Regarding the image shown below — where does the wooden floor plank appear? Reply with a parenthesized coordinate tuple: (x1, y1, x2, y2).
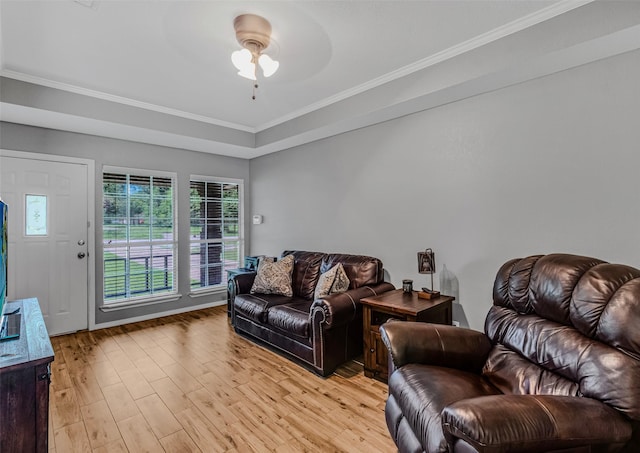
(226, 420, 273, 452)
(227, 401, 294, 449)
(50, 388, 82, 430)
(163, 362, 204, 394)
(50, 361, 73, 393)
(101, 382, 140, 422)
(49, 305, 396, 452)
(176, 406, 233, 453)
(92, 438, 128, 453)
(52, 421, 91, 453)
(150, 376, 192, 413)
(117, 367, 155, 400)
(70, 365, 104, 406)
(159, 429, 203, 453)
(58, 336, 90, 372)
(105, 348, 136, 374)
(134, 355, 168, 382)
(135, 393, 182, 439)
(48, 407, 55, 450)
(90, 360, 122, 388)
(80, 399, 121, 450)
(187, 387, 240, 428)
(144, 345, 176, 368)
(117, 413, 164, 453)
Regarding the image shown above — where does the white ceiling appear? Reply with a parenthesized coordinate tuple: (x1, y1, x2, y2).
(2, 1, 640, 158)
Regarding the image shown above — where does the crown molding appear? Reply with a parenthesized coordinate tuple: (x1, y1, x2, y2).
(0, 102, 255, 158)
(255, 0, 593, 132)
(4, 17, 638, 161)
(0, 69, 256, 133)
(1, 0, 592, 138)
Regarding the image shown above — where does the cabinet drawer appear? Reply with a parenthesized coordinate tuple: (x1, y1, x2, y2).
(370, 310, 404, 328)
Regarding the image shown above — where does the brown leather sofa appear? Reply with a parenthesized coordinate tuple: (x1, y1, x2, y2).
(230, 250, 395, 376)
(380, 253, 640, 453)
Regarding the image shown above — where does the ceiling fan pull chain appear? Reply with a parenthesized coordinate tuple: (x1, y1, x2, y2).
(252, 83, 258, 100)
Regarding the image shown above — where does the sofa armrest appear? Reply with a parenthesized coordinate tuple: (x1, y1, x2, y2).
(232, 272, 257, 295)
(379, 321, 492, 373)
(442, 395, 632, 453)
(312, 282, 395, 330)
(229, 272, 257, 323)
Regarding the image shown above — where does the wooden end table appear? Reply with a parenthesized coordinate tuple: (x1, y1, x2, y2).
(361, 289, 454, 382)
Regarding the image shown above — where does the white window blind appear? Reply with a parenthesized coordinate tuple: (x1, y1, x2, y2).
(102, 170, 177, 303)
(189, 178, 243, 291)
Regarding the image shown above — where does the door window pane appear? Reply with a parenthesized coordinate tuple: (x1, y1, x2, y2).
(25, 194, 47, 236)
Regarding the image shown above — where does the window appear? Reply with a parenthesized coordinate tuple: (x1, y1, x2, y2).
(102, 169, 177, 304)
(190, 177, 243, 292)
(25, 194, 47, 236)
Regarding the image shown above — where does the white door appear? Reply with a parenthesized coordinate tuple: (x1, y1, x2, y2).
(0, 155, 89, 335)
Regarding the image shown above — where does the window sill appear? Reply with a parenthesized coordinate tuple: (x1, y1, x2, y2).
(189, 287, 226, 299)
(100, 293, 182, 312)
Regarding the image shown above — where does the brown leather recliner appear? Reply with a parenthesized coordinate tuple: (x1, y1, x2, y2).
(380, 254, 640, 453)
(231, 250, 395, 376)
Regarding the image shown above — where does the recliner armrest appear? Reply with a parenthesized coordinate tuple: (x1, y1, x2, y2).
(312, 282, 395, 329)
(442, 395, 632, 453)
(380, 322, 492, 373)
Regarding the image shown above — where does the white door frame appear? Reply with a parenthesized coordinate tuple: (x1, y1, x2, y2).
(0, 149, 96, 332)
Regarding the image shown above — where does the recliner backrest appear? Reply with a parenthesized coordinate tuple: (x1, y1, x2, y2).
(484, 253, 640, 420)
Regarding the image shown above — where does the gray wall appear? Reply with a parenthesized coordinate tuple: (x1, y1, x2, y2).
(0, 123, 251, 326)
(249, 49, 640, 331)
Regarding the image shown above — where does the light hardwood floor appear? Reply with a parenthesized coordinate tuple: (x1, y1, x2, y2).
(48, 305, 396, 452)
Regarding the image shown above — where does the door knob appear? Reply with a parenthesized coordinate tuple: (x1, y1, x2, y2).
(77, 252, 86, 259)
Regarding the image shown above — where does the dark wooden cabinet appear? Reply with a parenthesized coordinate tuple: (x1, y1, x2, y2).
(0, 298, 54, 453)
(361, 289, 454, 382)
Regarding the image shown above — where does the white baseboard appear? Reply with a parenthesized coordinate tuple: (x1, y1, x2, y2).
(90, 300, 226, 331)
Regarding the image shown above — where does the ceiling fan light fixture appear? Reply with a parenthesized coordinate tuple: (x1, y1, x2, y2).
(231, 14, 279, 95)
(258, 54, 279, 78)
(237, 64, 257, 81)
(231, 48, 257, 80)
(231, 48, 251, 69)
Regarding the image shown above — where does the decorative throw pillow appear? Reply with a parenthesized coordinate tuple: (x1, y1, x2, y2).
(250, 254, 295, 297)
(314, 263, 350, 299)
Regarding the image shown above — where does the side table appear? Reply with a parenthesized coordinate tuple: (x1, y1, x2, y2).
(361, 289, 454, 382)
(1, 298, 54, 453)
(226, 268, 255, 318)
